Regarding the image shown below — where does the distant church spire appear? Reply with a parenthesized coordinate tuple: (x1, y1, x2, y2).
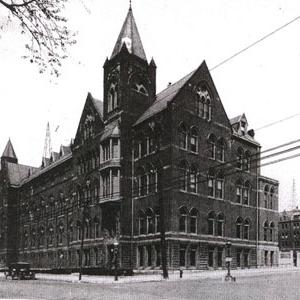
(110, 5, 147, 60)
(42, 122, 52, 166)
(1, 138, 18, 164)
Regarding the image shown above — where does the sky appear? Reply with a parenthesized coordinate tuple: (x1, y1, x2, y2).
(0, 0, 300, 211)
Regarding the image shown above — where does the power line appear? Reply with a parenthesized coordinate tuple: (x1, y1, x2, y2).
(255, 113, 300, 131)
(209, 15, 300, 71)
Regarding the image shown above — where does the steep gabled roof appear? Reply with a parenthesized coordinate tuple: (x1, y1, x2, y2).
(91, 97, 103, 119)
(6, 162, 38, 186)
(2, 139, 17, 160)
(134, 69, 197, 125)
(111, 7, 147, 61)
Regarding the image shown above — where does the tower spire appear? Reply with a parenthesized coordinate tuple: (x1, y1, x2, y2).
(110, 6, 147, 60)
(42, 122, 52, 166)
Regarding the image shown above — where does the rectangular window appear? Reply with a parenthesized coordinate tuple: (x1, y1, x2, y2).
(138, 246, 144, 268)
(180, 245, 186, 267)
(236, 249, 241, 267)
(243, 188, 249, 205)
(236, 186, 242, 203)
(190, 173, 197, 193)
(217, 248, 223, 267)
(190, 136, 197, 152)
(208, 143, 215, 159)
(216, 180, 224, 199)
(208, 178, 215, 197)
(208, 247, 214, 267)
(190, 248, 196, 267)
(190, 217, 197, 234)
(112, 139, 119, 159)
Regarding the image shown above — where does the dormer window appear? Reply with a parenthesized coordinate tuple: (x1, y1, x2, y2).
(240, 121, 247, 135)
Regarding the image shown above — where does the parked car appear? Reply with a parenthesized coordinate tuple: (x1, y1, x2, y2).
(5, 262, 35, 280)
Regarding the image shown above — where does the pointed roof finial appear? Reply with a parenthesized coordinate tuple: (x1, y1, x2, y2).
(129, 0, 132, 10)
(110, 5, 147, 60)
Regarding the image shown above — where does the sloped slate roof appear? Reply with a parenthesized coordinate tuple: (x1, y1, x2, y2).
(92, 97, 103, 119)
(111, 7, 147, 60)
(230, 115, 242, 125)
(2, 139, 17, 159)
(100, 120, 120, 142)
(7, 163, 38, 186)
(135, 69, 196, 125)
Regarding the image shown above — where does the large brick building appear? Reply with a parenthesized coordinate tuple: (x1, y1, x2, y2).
(0, 6, 279, 271)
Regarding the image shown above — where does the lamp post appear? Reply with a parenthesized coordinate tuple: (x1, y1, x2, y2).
(113, 240, 119, 281)
(225, 241, 235, 282)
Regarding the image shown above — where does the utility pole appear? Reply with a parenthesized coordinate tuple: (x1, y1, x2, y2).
(157, 151, 168, 279)
(78, 180, 90, 281)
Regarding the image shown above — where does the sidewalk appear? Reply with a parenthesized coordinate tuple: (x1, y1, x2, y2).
(2, 266, 299, 285)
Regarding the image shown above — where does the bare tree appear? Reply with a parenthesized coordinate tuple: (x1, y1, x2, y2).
(0, 0, 76, 76)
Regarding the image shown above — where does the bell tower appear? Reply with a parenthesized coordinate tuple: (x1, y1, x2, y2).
(103, 5, 156, 123)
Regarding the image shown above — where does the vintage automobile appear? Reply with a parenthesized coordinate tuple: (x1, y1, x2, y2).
(5, 262, 35, 280)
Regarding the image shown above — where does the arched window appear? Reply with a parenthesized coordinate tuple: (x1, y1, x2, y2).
(204, 98, 211, 120)
(217, 213, 224, 236)
(264, 185, 269, 209)
(216, 138, 225, 162)
(146, 208, 154, 234)
(179, 160, 189, 191)
(236, 217, 243, 239)
(237, 147, 244, 169)
(179, 206, 188, 233)
(178, 123, 187, 149)
(270, 222, 275, 242)
(147, 164, 157, 194)
(94, 217, 100, 238)
(76, 221, 82, 241)
(208, 211, 215, 235)
(190, 127, 198, 153)
(39, 226, 45, 247)
(94, 179, 99, 201)
(236, 180, 242, 204)
(270, 187, 275, 210)
(138, 210, 146, 235)
(108, 81, 118, 112)
(24, 230, 28, 248)
(69, 220, 74, 242)
(207, 169, 215, 197)
(189, 164, 198, 194)
(155, 208, 160, 233)
(264, 221, 269, 241)
(207, 134, 216, 159)
(244, 151, 251, 171)
(190, 208, 198, 234)
(244, 219, 250, 240)
(216, 172, 224, 199)
(243, 181, 250, 205)
(58, 222, 64, 244)
(197, 96, 205, 118)
(137, 167, 147, 196)
(48, 224, 54, 245)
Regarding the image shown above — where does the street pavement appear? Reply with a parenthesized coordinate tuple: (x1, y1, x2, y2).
(1, 267, 300, 299)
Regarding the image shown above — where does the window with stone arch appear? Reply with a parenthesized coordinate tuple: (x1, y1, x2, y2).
(264, 185, 269, 209)
(237, 147, 244, 169)
(217, 213, 225, 236)
(190, 126, 199, 153)
(147, 163, 157, 194)
(190, 208, 198, 234)
(269, 222, 275, 242)
(244, 219, 250, 240)
(138, 210, 146, 235)
(196, 84, 212, 120)
(207, 134, 216, 159)
(244, 150, 251, 172)
(179, 206, 188, 233)
(58, 222, 64, 244)
(189, 164, 198, 194)
(146, 208, 154, 234)
(107, 81, 118, 112)
(270, 187, 275, 210)
(243, 181, 251, 205)
(179, 160, 189, 191)
(263, 221, 269, 241)
(207, 211, 215, 235)
(236, 217, 243, 239)
(178, 122, 188, 149)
